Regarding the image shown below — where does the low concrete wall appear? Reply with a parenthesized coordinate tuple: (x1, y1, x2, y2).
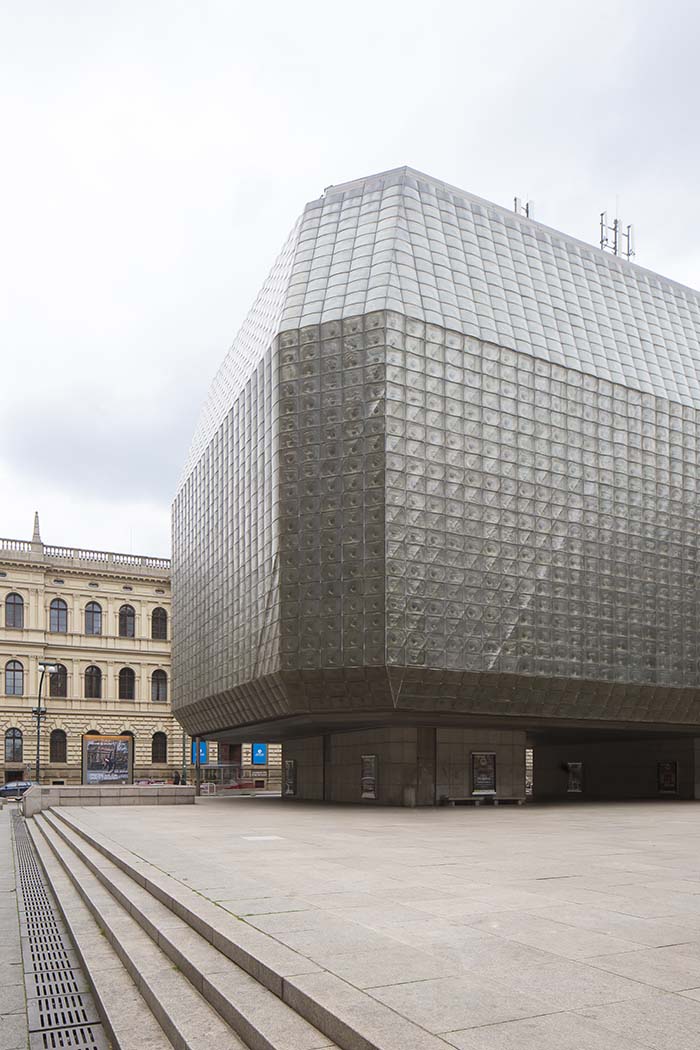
(23, 784, 196, 817)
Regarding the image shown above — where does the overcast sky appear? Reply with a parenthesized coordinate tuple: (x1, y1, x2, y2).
(2, 0, 698, 558)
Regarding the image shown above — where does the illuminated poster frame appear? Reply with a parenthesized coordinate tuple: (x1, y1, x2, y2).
(361, 754, 378, 799)
(471, 752, 497, 795)
(566, 761, 583, 793)
(283, 758, 297, 797)
(657, 760, 678, 793)
(82, 734, 133, 785)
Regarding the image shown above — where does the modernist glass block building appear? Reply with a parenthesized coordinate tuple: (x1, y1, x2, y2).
(173, 167, 700, 804)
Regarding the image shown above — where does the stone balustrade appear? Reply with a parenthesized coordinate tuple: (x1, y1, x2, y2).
(0, 537, 170, 573)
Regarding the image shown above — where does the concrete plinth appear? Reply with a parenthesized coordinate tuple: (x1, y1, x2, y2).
(22, 783, 196, 816)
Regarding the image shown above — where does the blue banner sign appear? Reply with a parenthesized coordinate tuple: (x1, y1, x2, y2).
(191, 740, 208, 765)
(252, 743, 268, 765)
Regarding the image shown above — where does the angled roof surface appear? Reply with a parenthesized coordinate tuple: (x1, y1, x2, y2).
(180, 166, 700, 486)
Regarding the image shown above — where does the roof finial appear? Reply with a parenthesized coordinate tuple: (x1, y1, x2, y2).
(32, 511, 42, 546)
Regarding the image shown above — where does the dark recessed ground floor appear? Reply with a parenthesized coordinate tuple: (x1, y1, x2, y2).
(277, 725, 700, 805)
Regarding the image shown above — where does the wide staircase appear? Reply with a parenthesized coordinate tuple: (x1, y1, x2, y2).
(28, 808, 444, 1050)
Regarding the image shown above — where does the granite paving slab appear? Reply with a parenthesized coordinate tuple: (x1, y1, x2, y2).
(587, 943, 700, 991)
(368, 974, 549, 1032)
(443, 1010, 655, 1049)
(575, 991, 700, 1050)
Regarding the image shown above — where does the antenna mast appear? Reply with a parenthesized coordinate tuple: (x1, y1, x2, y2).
(514, 197, 534, 218)
(600, 211, 635, 259)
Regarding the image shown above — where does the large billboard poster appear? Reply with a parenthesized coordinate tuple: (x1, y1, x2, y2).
(82, 735, 132, 785)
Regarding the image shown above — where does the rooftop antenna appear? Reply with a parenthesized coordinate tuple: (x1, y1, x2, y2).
(600, 211, 635, 259)
(514, 196, 534, 218)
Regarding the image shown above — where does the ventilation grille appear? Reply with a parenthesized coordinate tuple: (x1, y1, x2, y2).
(12, 813, 108, 1050)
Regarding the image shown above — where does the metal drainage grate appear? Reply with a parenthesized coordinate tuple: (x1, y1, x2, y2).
(28, 992, 100, 1032)
(30, 1025, 106, 1050)
(12, 813, 108, 1050)
(25, 969, 89, 1002)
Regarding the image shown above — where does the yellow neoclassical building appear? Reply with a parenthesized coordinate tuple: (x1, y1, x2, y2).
(0, 515, 191, 785)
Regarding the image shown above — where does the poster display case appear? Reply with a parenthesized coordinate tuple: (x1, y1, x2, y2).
(471, 752, 497, 795)
(657, 760, 678, 793)
(283, 758, 297, 797)
(82, 735, 132, 785)
(361, 754, 377, 799)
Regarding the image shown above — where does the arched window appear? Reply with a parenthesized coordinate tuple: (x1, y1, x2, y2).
(5, 728, 22, 762)
(50, 598, 68, 633)
(151, 732, 167, 764)
(50, 729, 67, 764)
(151, 669, 167, 702)
(5, 660, 23, 696)
(5, 593, 24, 629)
(85, 665, 102, 699)
(118, 667, 136, 700)
(49, 664, 68, 698)
(151, 607, 167, 640)
(85, 602, 102, 636)
(119, 604, 135, 638)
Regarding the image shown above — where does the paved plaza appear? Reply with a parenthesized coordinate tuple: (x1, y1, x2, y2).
(57, 798, 700, 1049)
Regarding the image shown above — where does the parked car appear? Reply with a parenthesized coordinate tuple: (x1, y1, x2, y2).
(0, 781, 36, 800)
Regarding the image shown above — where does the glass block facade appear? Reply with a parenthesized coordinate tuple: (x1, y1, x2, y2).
(173, 167, 700, 740)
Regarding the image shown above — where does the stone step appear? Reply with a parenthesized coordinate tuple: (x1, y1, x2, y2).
(40, 809, 337, 1050)
(27, 817, 174, 1050)
(52, 807, 322, 996)
(31, 813, 249, 1050)
(50, 807, 450, 1050)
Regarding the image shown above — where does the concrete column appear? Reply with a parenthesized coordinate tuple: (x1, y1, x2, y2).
(416, 727, 437, 806)
(694, 740, 700, 800)
(322, 733, 330, 800)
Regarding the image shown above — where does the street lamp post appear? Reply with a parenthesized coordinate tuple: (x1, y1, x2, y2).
(33, 662, 58, 784)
